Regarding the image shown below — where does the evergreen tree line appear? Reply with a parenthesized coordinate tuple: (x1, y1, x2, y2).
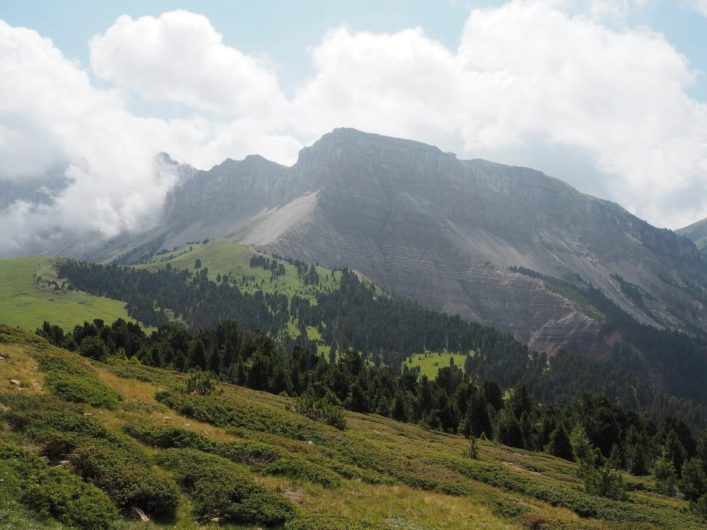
(57, 260, 707, 429)
(249, 255, 286, 277)
(38, 317, 707, 508)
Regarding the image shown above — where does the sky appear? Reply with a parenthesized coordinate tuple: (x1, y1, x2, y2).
(1, 0, 707, 255)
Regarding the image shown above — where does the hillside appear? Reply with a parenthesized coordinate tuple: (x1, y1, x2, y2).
(141, 239, 342, 302)
(1, 325, 705, 529)
(678, 217, 707, 260)
(90, 129, 707, 362)
(0, 257, 137, 331)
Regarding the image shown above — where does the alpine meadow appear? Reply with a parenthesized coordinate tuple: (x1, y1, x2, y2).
(1, 2, 707, 529)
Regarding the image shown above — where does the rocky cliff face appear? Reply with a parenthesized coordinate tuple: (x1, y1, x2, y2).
(94, 128, 707, 356)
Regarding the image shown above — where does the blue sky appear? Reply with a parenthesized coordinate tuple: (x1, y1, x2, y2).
(3, 0, 707, 100)
(1, 0, 707, 253)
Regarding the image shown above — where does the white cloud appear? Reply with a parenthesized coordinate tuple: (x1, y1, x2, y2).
(0, 19, 300, 256)
(90, 10, 286, 118)
(2, 1, 707, 257)
(290, 1, 707, 227)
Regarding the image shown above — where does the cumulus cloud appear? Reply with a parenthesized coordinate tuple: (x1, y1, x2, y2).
(0, 20, 179, 255)
(0, 17, 300, 256)
(290, 1, 707, 226)
(90, 11, 287, 118)
(1, 0, 707, 257)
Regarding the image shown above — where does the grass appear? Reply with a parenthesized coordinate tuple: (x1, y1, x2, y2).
(0, 324, 703, 529)
(404, 351, 471, 378)
(142, 238, 341, 302)
(143, 239, 340, 353)
(0, 256, 136, 331)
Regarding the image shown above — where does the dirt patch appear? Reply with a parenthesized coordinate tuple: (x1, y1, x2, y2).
(505, 462, 541, 476)
(283, 488, 304, 504)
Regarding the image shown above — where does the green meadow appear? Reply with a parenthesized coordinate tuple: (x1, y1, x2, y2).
(404, 351, 472, 378)
(0, 257, 135, 331)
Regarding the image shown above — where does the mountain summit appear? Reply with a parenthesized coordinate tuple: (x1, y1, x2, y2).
(92, 128, 707, 357)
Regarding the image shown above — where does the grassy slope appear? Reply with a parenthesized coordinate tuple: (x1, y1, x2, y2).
(143, 239, 339, 354)
(404, 351, 472, 378)
(0, 257, 136, 331)
(0, 325, 702, 530)
(142, 239, 340, 302)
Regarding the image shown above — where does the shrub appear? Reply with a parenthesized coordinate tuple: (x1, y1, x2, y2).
(654, 456, 677, 497)
(183, 370, 218, 395)
(46, 373, 122, 409)
(33, 351, 122, 409)
(123, 424, 216, 452)
(681, 458, 707, 502)
(694, 493, 707, 520)
(78, 336, 109, 361)
(0, 442, 118, 530)
(157, 448, 294, 526)
(20, 466, 119, 530)
(296, 390, 346, 430)
(583, 466, 628, 501)
(260, 456, 340, 488)
(155, 390, 322, 441)
(0, 394, 114, 442)
(570, 425, 593, 464)
(70, 441, 179, 520)
(468, 436, 479, 460)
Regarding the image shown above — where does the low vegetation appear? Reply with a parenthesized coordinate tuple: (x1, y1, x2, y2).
(0, 256, 137, 331)
(1, 324, 705, 528)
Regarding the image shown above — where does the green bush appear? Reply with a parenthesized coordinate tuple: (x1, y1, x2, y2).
(183, 370, 219, 395)
(439, 455, 665, 523)
(260, 456, 340, 488)
(296, 390, 346, 430)
(0, 395, 115, 442)
(681, 458, 707, 502)
(157, 448, 294, 526)
(694, 493, 707, 520)
(123, 421, 339, 487)
(583, 466, 628, 501)
(78, 336, 109, 361)
(123, 424, 216, 452)
(34, 352, 122, 409)
(20, 466, 119, 530)
(654, 456, 677, 497)
(155, 389, 323, 441)
(70, 441, 179, 520)
(0, 442, 118, 530)
(46, 373, 122, 409)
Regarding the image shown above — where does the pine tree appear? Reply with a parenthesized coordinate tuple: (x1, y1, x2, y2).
(570, 425, 593, 464)
(654, 455, 677, 496)
(547, 423, 574, 461)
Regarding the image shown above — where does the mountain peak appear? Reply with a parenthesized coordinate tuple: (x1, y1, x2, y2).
(306, 127, 448, 155)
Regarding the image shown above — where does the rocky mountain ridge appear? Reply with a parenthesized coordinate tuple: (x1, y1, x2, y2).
(92, 128, 707, 357)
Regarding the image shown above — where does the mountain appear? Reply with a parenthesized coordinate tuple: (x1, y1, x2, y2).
(92, 128, 707, 358)
(678, 217, 707, 260)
